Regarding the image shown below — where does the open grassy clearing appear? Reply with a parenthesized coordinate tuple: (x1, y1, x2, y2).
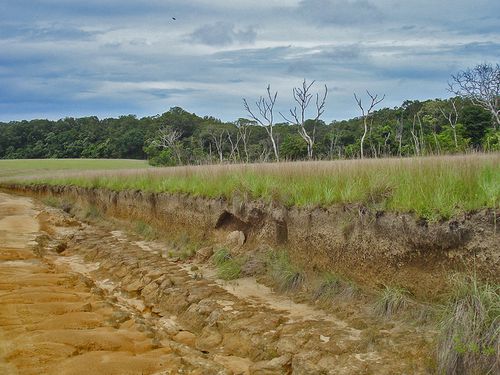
(4, 154, 498, 220)
(0, 158, 149, 179)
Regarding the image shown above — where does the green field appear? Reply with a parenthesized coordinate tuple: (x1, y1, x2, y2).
(0, 159, 150, 179)
(2, 154, 498, 220)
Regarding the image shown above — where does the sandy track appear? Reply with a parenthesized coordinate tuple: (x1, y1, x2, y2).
(0, 192, 432, 374)
(0, 193, 203, 375)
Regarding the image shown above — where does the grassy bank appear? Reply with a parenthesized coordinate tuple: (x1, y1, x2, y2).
(3, 154, 499, 220)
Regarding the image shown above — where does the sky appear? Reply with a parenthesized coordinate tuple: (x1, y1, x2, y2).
(1, 0, 499, 123)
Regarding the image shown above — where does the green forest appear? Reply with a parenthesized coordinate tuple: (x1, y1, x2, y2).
(1, 97, 499, 166)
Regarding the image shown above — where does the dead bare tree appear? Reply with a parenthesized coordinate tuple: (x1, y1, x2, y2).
(226, 129, 241, 162)
(243, 85, 280, 161)
(449, 63, 500, 128)
(235, 118, 253, 163)
(383, 131, 391, 156)
(410, 114, 421, 156)
(280, 79, 328, 159)
(354, 90, 385, 159)
(439, 99, 460, 149)
(396, 117, 403, 157)
(209, 130, 225, 163)
(151, 126, 183, 164)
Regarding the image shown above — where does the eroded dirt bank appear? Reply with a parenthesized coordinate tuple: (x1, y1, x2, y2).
(4, 184, 499, 299)
(0, 191, 435, 374)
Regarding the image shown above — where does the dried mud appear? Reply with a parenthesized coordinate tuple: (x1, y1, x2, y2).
(0, 191, 436, 374)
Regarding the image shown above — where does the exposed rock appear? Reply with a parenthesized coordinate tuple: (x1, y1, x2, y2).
(241, 256, 266, 276)
(195, 327, 222, 352)
(173, 331, 197, 347)
(213, 355, 252, 375)
(196, 246, 214, 262)
(249, 354, 292, 374)
(291, 351, 323, 374)
(226, 231, 245, 247)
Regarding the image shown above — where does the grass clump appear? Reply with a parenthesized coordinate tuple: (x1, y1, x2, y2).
(374, 285, 412, 318)
(212, 248, 241, 280)
(133, 220, 156, 240)
(41, 196, 60, 207)
(267, 250, 304, 292)
(84, 204, 101, 220)
(314, 272, 358, 302)
(437, 274, 499, 375)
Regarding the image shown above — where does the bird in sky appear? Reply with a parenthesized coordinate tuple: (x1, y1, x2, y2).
(172, 17, 176, 21)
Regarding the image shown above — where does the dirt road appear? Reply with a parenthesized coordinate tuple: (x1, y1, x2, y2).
(0, 192, 432, 374)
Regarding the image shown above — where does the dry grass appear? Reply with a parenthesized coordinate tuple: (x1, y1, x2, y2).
(3, 154, 499, 219)
(0, 158, 149, 179)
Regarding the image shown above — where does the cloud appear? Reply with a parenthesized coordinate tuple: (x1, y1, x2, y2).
(297, 0, 382, 26)
(0, 0, 499, 122)
(188, 22, 256, 46)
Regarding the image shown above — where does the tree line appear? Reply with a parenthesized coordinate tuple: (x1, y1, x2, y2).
(1, 64, 498, 165)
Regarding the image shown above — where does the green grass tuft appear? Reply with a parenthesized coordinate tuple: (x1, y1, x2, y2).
(374, 285, 412, 318)
(267, 250, 304, 292)
(133, 220, 156, 240)
(84, 205, 101, 220)
(314, 272, 358, 302)
(212, 248, 241, 280)
(437, 274, 499, 375)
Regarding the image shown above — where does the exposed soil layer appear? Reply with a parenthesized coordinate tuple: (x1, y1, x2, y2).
(0, 191, 437, 374)
(3, 184, 499, 300)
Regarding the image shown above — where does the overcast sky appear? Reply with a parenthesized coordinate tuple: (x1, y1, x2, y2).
(1, 0, 499, 122)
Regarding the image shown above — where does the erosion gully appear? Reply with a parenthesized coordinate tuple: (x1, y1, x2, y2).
(0, 192, 432, 374)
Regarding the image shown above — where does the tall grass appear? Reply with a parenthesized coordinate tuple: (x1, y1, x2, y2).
(4, 154, 499, 219)
(437, 274, 499, 375)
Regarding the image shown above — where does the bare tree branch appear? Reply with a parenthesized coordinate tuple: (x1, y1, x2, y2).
(243, 85, 280, 161)
(354, 90, 385, 159)
(280, 79, 328, 159)
(151, 126, 183, 164)
(449, 63, 500, 128)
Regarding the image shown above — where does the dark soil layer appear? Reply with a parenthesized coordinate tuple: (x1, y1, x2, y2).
(3, 183, 499, 300)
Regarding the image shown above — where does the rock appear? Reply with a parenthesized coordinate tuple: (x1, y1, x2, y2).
(55, 241, 68, 254)
(173, 331, 197, 347)
(250, 354, 292, 374)
(226, 231, 245, 247)
(196, 327, 223, 352)
(241, 256, 266, 276)
(291, 351, 323, 375)
(213, 355, 252, 375)
(124, 279, 144, 293)
(195, 246, 214, 261)
(159, 317, 182, 335)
